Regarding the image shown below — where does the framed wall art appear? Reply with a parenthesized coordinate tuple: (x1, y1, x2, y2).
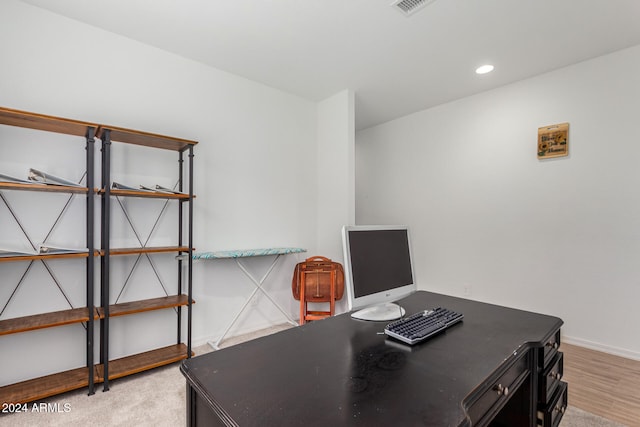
(537, 122, 569, 159)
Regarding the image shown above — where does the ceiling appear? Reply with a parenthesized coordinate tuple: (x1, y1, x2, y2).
(20, 0, 640, 130)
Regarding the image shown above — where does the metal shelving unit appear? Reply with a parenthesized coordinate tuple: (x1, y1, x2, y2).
(0, 106, 197, 402)
(97, 125, 196, 391)
(0, 106, 97, 403)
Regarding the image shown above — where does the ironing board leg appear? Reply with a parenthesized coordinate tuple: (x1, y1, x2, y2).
(208, 254, 297, 350)
(235, 258, 298, 327)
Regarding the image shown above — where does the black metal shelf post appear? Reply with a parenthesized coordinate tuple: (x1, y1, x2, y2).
(86, 126, 96, 395)
(100, 129, 111, 392)
(187, 145, 194, 357)
(177, 146, 194, 357)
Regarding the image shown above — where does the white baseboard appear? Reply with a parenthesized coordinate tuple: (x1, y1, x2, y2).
(192, 320, 300, 349)
(192, 335, 215, 349)
(562, 335, 640, 361)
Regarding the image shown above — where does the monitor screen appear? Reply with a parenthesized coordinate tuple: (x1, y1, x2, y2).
(341, 225, 417, 321)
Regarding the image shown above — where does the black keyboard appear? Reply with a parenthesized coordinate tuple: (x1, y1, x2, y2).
(384, 307, 463, 345)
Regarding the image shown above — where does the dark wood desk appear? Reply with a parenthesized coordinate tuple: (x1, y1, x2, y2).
(181, 291, 567, 426)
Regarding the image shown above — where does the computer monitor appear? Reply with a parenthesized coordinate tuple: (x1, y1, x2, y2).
(341, 225, 417, 321)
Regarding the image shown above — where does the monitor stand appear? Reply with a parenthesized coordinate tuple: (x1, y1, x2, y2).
(350, 302, 406, 321)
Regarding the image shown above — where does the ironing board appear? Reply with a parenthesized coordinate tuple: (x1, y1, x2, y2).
(193, 247, 306, 349)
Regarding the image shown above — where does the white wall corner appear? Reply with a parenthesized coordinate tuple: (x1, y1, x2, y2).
(315, 89, 355, 263)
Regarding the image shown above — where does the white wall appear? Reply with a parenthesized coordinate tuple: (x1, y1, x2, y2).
(356, 44, 640, 360)
(316, 90, 356, 260)
(313, 90, 355, 315)
(0, 0, 319, 385)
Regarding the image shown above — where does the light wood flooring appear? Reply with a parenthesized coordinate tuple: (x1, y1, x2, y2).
(562, 343, 640, 426)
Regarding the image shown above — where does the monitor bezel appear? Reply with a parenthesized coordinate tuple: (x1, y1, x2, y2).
(341, 224, 417, 313)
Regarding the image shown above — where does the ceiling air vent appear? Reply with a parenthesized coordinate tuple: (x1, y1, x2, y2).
(391, 0, 437, 16)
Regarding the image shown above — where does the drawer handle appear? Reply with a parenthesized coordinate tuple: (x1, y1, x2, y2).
(549, 371, 562, 380)
(546, 342, 559, 350)
(493, 384, 509, 397)
(554, 404, 566, 414)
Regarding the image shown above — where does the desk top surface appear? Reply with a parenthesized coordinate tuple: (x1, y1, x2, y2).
(181, 291, 562, 427)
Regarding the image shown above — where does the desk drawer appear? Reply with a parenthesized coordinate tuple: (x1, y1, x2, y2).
(539, 329, 561, 369)
(467, 351, 530, 426)
(537, 381, 568, 427)
(539, 352, 563, 404)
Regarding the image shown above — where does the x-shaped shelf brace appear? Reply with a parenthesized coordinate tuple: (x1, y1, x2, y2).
(0, 173, 87, 324)
(110, 181, 182, 308)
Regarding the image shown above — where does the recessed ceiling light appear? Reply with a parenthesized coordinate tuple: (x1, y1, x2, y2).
(476, 64, 495, 74)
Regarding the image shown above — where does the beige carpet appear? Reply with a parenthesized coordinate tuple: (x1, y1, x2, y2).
(0, 325, 626, 426)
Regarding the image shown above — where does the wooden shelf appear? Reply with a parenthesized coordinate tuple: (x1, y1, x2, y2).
(0, 251, 93, 263)
(0, 343, 190, 403)
(97, 126, 197, 151)
(0, 107, 198, 149)
(0, 366, 97, 404)
(0, 307, 99, 336)
(0, 182, 88, 194)
(105, 188, 192, 199)
(97, 295, 192, 318)
(95, 344, 191, 381)
(103, 246, 191, 256)
(0, 106, 98, 137)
